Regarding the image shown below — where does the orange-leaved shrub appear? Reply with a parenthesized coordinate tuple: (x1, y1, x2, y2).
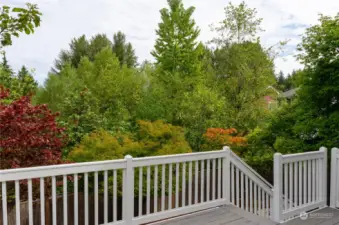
(201, 128, 247, 151)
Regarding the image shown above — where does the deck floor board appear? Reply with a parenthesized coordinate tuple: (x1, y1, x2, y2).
(150, 206, 339, 225)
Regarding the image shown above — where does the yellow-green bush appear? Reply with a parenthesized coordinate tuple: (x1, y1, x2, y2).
(67, 120, 192, 162)
(67, 129, 139, 162)
(67, 121, 191, 197)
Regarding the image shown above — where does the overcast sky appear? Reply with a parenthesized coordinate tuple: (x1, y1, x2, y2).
(2, 0, 339, 84)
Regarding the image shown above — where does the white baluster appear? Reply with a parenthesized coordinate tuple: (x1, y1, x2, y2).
(169, 164, 173, 209)
(63, 175, 68, 225)
(52, 176, 56, 225)
(139, 167, 143, 216)
(200, 160, 204, 203)
(94, 172, 98, 225)
(182, 162, 186, 206)
(113, 170, 117, 222)
(162, 164, 166, 211)
(147, 166, 150, 214)
(236, 167, 239, 207)
(40, 178, 45, 225)
(176, 163, 179, 208)
(2, 182, 7, 225)
(15, 180, 20, 225)
(189, 161, 192, 205)
(218, 158, 221, 200)
(194, 161, 198, 204)
(84, 173, 88, 225)
(103, 171, 107, 224)
(154, 166, 158, 213)
(212, 159, 216, 201)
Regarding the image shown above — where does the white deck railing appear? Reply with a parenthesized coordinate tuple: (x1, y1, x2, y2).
(331, 148, 339, 208)
(2, 146, 335, 225)
(228, 151, 273, 218)
(272, 147, 328, 223)
(0, 147, 274, 225)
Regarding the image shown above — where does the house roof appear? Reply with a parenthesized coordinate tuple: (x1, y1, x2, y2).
(282, 88, 299, 99)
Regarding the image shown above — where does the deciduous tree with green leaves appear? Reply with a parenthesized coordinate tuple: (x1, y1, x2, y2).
(210, 2, 275, 132)
(0, 3, 41, 48)
(36, 48, 145, 151)
(250, 13, 339, 156)
(210, 1, 263, 45)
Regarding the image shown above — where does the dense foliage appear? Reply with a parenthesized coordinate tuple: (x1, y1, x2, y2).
(53, 32, 137, 72)
(0, 3, 41, 48)
(68, 120, 192, 162)
(2, 0, 339, 184)
(0, 87, 66, 169)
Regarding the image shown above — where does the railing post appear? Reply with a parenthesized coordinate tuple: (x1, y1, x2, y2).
(273, 153, 283, 223)
(331, 148, 338, 208)
(320, 147, 327, 206)
(123, 155, 134, 225)
(223, 146, 231, 204)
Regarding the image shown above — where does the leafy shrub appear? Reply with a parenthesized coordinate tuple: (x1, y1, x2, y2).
(0, 87, 67, 169)
(134, 120, 192, 156)
(67, 129, 139, 161)
(201, 128, 247, 152)
(0, 87, 68, 201)
(67, 120, 191, 197)
(68, 120, 192, 162)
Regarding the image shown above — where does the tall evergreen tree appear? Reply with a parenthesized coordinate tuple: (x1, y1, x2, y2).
(53, 32, 137, 72)
(125, 43, 137, 68)
(277, 71, 285, 85)
(112, 31, 137, 68)
(1, 53, 13, 76)
(53, 35, 90, 72)
(151, 0, 201, 77)
(17, 66, 38, 95)
(0, 53, 14, 92)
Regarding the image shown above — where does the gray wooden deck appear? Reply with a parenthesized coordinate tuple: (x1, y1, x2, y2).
(150, 205, 275, 225)
(150, 206, 339, 225)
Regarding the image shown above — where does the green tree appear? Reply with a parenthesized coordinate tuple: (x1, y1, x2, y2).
(112, 31, 137, 68)
(151, 0, 201, 76)
(0, 53, 14, 93)
(210, 2, 275, 132)
(53, 35, 91, 72)
(210, 1, 263, 45)
(251, 13, 339, 155)
(276, 71, 285, 89)
(294, 13, 339, 147)
(17, 66, 37, 95)
(36, 48, 144, 151)
(1, 53, 13, 75)
(53, 32, 137, 72)
(219, 42, 275, 130)
(0, 3, 41, 48)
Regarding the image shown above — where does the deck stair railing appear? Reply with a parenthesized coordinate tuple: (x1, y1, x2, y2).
(228, 150, 273, 218)
(272, 147, 328, 223)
